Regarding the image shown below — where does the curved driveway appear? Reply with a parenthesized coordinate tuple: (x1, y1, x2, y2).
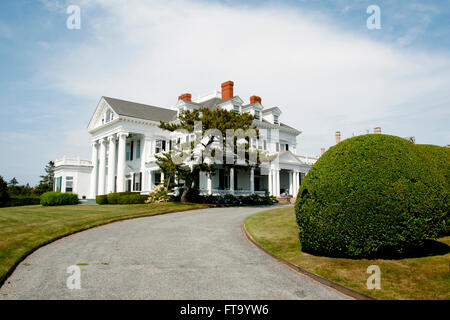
(0, 206, 348, 300)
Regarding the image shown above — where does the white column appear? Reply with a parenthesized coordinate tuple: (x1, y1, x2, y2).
(160, 172, 165, 186)
(289, 170, 293, 196)
(275, 169, 280, 196)
(141, 138, 149, 193)
(293, 171, 298, 196)
(89, 141, 98, 198)
(268, 169, 273, 196)
(117, 132, 127, 192)
(98, 138, 107, 195)
(149, 170, 154, 191)
(250, 167, 254, 194)
(107, 135, 117, 193)
(207, 172, 212, 195)
(230, 167, 234, 194)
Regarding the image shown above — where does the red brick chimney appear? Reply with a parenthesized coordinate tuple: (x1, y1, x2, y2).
(250, 96, 262, 104)
(221, 81, 234, 101)
(178, 93, 192, 102)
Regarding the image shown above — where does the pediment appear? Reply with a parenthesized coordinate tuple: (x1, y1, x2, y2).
(278, 151, 302, 165)
(87, 97, 118, 132)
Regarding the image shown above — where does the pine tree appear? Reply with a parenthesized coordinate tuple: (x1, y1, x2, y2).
(157, 107, 261, 203)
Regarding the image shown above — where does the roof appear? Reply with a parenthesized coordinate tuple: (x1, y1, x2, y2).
(198, 97, 223, 109)
(262, 107, 281, 114)
(103, 96, 177, 122)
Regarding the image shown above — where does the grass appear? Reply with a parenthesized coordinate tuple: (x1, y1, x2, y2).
(0, 202, 207, 285)
(244, 206, 450, 300)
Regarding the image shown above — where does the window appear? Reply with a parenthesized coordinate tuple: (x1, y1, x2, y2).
(263, 140, 267, 150)
(126, 142, 131, 160)
(254, 110, 261, 120)
(55, 177, 62, 191)
(286, 144, 289, 151)
(273, 115, 279, 124)
(234, 105, 240, 113)
(258, 139, 262, 150)
(133, 172, 142, 191)
(155, 140, 162, 154)
(162, 140, 166, 151)
(130, 141, 134, 160)
(276, 142, 280, 152)
(105, 110, 111, 123)
(65, 176, 73, 193)
(252, 138, 257, 149)
(136, 140, 141, 159)
(154, 172, 161, 185)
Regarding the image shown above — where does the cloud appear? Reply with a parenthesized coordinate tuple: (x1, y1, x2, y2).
(35, 0, 450, 158)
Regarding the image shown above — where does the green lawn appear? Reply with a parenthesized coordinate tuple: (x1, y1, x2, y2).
(0, 202, 207, 284)
(244, 207, 450, 300)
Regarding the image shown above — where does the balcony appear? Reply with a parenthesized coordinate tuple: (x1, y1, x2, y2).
(55, 156, 92, 167)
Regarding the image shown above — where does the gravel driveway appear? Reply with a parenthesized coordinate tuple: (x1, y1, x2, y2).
(0, 206, 349, 300)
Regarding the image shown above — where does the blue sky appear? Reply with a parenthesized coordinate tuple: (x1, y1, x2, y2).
(1, 0, 449, 185)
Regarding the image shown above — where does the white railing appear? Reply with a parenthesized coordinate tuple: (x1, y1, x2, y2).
(296, 155, 318, 165)
(55, 156, 92, 167)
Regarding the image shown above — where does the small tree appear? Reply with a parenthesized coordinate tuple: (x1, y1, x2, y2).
(0, 175, 9, 204)
(8, 177, 18, 186)
(38, 161, 55, 193)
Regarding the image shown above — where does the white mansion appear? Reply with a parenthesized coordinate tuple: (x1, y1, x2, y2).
(54, 81, 317, 199)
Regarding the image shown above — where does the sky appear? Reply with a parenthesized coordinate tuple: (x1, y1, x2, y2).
(0, 0, 449, 185)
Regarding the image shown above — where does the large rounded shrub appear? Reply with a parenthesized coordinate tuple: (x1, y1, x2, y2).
(295, 134, 449, 258)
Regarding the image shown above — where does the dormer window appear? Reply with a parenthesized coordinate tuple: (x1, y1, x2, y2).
(233, 105, 240, 113)
(254, 110, 261, 120)
(273, 115, 279, 124)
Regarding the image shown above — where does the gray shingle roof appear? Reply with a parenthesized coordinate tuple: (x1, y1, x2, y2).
(103, 96, 177, 122)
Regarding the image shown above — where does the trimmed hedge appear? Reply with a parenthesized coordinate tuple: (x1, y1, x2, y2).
(295, 134, 449, 258)
(96, 192, 148, 205)
(40, 192, 79, 206)
(196, 193, 277, 206)
(416, 144, 450, 235)
(0, 196, 41, 207)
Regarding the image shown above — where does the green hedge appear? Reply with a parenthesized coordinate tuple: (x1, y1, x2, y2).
(0, 196, 41, 207)
(416, 144, 450, 235)
(40, 192, 79, 206)
(96, 192, 148, 205)
(295, 134, 449, 258)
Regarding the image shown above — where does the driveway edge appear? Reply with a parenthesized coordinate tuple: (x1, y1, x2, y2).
(241, 221, 375, 300)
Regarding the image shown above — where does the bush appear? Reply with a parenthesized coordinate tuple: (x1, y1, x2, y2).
(4, 196, 41, 207)
(97, 192, 148, 205)
(40, 192, 79, 206)
(146, 185, 170, 204)
(194, 193, 277, 206)
(416, 144, 450, 235)
(96, 194, 108, 205)
(295, 134, 449, 258)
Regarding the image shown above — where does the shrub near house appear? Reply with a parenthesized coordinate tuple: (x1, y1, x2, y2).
(295, 134, 449, 258)
(40, 191, 79, 206)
